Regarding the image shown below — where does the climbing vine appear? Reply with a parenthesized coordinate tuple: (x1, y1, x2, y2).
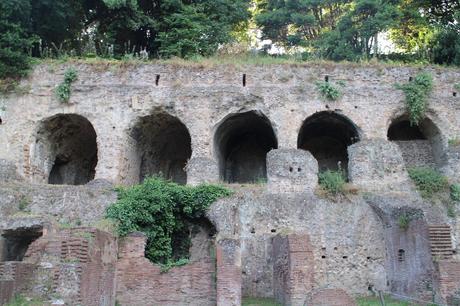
(396, 72, 433, 125)
(105, 177, 232, 266)
(55, 68, 78, 103)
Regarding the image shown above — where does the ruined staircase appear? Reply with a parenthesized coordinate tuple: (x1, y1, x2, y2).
(428, 225, 454, 260)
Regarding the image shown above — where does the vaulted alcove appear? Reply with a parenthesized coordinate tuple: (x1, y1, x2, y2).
(132, 113, 192, 184)
(214, 111, 278, 183)
(298, 112, 360, 173)
(35, 114, 98, 185)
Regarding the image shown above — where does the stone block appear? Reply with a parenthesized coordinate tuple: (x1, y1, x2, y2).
(348, 139, 412, 192)
(266, 149, 318, 193)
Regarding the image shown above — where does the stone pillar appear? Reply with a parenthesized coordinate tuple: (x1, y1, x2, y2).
(273, 233, 314, 306)
(348, 139, 412, 192)
(266, 149, 318, 193)
(216, 238, 241, 306)
(186, 157, 219, 186)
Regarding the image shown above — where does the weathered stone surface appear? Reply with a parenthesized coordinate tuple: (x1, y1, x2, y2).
(266, 149, 318, 193)
(0, 159, 21, 183)
(186, 157, 219, 186)
(348, 139, 413, 192)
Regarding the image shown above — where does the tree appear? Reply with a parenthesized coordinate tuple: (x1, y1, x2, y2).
(255, 0, 352, 48)
(0, 0, 36, 79)
(316, 0, 401, 60)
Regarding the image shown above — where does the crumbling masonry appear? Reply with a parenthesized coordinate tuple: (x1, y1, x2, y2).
(0, 63, 459, 305)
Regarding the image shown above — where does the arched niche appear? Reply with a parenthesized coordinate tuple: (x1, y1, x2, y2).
(34, 114, 98, 185)
(132, 112, 192, 184)
(387, 115, 444, 168)
(297, 111, 360, 173)
(214, 111, 278, 183)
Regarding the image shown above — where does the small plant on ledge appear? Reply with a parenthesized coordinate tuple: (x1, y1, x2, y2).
(55, 68, 78, 103)
(408, 167, 448, 198)
(316, 80, 344, 101)
(318, 170, 346, 195)
(396, 72, 433, 125)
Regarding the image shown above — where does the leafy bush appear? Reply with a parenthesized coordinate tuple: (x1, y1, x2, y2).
(316, 81, 343, 101)
(55, 68, 78, 103)
(408, 167, 448, 198)
(318, 170, 346, 195)
(396, 72, 433, 125)
(451, 184, 460, 202)
(106, 177, 231, 265)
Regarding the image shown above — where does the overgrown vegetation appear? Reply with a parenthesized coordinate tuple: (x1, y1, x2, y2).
(451, 184, 460, 202)
(318, 170, 346, 195)
(396, 72, 433, 125)
(408, 167, 448, 198)
(105, 177, 231, 266)
(55, 68, 77, 103)
(398, 214, 411, 230)
(316, 80, 344, 101)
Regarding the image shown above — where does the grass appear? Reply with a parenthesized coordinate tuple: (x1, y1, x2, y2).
(318, 170, 347, 195)
(242, 297, 282, 306)
(33, 52, 460, 70)
(4, 295, 45, 306)
(357, 295, 415, 306)
(407, 167, 449, 198)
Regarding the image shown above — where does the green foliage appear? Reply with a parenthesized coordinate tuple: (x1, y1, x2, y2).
(316, 81, 344, 101)
(396, 72, 433, 125)
(18, 196, 30, 211)
(0, 0, 36, 79)
(408, 167, 448, 198)
(398, 214, 410, 230)
(106, 177, 232, 265)
(319, 170, 346, 195)
(451, 184, 460, 202)
(55, 68, 77, 103)
(160, 258, 189, 272)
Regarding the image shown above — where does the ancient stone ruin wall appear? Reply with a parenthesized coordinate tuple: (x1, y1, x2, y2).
(0, 63, 459, 305)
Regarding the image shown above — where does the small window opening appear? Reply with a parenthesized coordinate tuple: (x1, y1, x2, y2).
(367, 256, 371, 260)
(398, 249, 405, 262)
(454, 92, 457, 97)
(271, 229, 276, 233)
(2, 227, 43, 261)
(242, 74, 246, 87)
(155, 74, 160, 86)
(289, 167, 293, 172)
(342, 256, 348, 259)
(0, 116, 2, 125)
(297, 167, 301, 172)
(321, 255, 326, 259)
(250, 228, 255, 234)
(324, 75, 329, 82)
(409, 77, 413, 82)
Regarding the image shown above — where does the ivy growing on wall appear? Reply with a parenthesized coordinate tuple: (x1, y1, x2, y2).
(106, 177, 232, 266)
(55, 68, 78, 103)
(396, 72, 433, 125)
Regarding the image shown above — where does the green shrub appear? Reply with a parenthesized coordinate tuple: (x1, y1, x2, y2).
(398, 214, 410, 230)
(316, 81, 343, 101)
(408, 167, 448, 198)
(55, 68, 78, 103)
(106, 177, 231, 266)
(396, 72, 433, 125)
(319, 170, 346, 195)
(451, 184, 460, 202)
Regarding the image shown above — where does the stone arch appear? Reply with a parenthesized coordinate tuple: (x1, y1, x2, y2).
(214, 111, 278, 183)
(33, 114, 98, 185)
(387, 114, 444, 168)
(297, 111, 360, 173)
(131, 112, 192, 184)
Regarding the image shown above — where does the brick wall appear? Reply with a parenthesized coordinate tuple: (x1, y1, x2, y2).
(273, 233, 314, 306)
(216, 238, 241, 306)
(0, 262, 35, 304)
(435, 260, 460, 304)
(116, 233, 216, 306)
